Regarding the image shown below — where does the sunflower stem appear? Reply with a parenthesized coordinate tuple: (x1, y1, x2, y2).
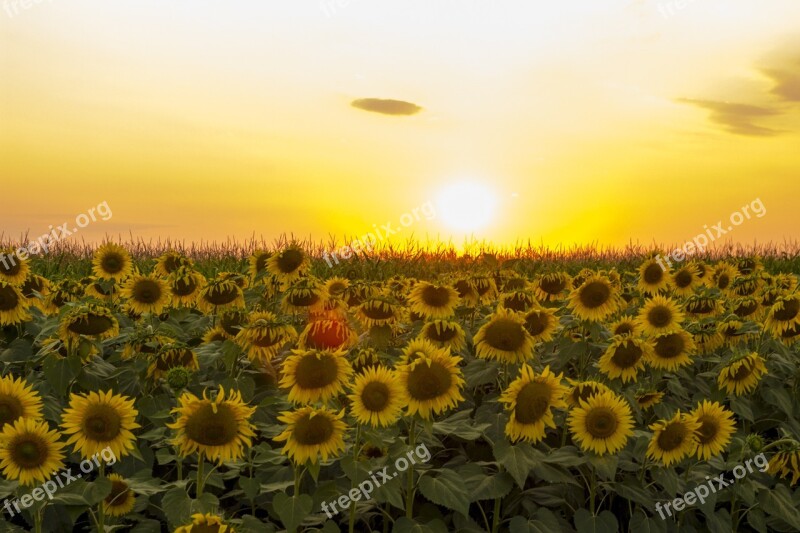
(348, 424, 362, 533)
(196, 454, 205, 499)
(491, 482, 502, 533)
(34, 504, 44, 533)
(97, 463, 105, 533)
(588, 465, 596, 515)
(761, 437, 797, 452)
(405, 419, 417, 519)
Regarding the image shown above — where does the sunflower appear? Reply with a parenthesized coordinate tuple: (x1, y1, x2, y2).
(731, 274, 761, 297)
(202, 325, 231, 344)
(779, 322, 800, 346)
(637, 257, 670, 295)
(103, 473, 136, 516)
(0, 281, 31, 326)
(0, 375, 43, 429)
(348, 366, 407, 428)
(646, 412, 700, 466)
(398, 338, 442, 366)
(719, 318, 752, 347)
(154, 251, 193, 278)
(635, 391, 664, 410)
(274, 406, 347, 464)
(385, 275, 411, 301)
(637, 295, 685, 336)
(711, 263, 739, 293)
(730, 296, 761, 320)
(169, 387, 255, 463)
(61, 390, 139, 460)
(148, 344, 200, 380)
(764, 294, 800, 336)
(356, 296, 401, 329)
(599, 336, 653, 383)
(20, 274, 51, 308)
(684, 292, 724, 318)
(280, 349, 353, 405)
(83, 276, 120, 302)
(350, 348, 382, 373)
(197, 279, 244, 313)
(648, 329, 696, 372)
(174, 513, 234, 533)
(516, 308, 556, 345)
(671, 264, 700, 297)
(718, 352, 767, 395)
(500, 273, 528, 292)
(58, 304, 119, 344)
(474, 308, 535, 364)
(568, 391, 634, 455)
(0, 248, 30, 285)
(736, 257, 762, 276)
(282, 279, 326, 314)
(92, 243, 133, 282)
(500, 290, 537, 313)
(690, 320, 725, 354)
(452, 278, 479, 307)
(691, 400, 736, 460)
(0, 418, 65, 486)
(343, 281, 381, 308)
(533, 272, 572, 302)
(248, 249, 272, 281)
(565, 380, 612, 408)
(298, 318, 356, 352)
(607, 317, 639, 337)
(169, 267, 206, 307)
(44, 279, 83, 314)
(235, 312, 297, 363)
(408, 281, 460, 319)
(121, 274, 170, 315)
(568, 274, 620, 322)
(267, 245, 309, 285)
(397, 346, 465, 420)
(470, 276, 498, 304)
(500, 365, 567, 443)
(768, 448, 800, 486)
(417, 319, 467, 352)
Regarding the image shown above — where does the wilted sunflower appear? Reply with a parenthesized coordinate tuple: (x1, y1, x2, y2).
(521, 306, 559, 343)
(83, 276, 120, 302)
(235, 312, 297, 363)
(0, 418, 65, 486)
(398, 338, 442, 366)
(58, 304, 119, 344)
(719, 318, 753, 347)
(635, 391, 664, 410)
(452, 278, 479, 307)
(500, 290, 537, 312)
(779, 322, 800, 346)
(607, 317, 639, 337)
(280, 349, 353, 405)
(470, 275, 499, 304)
(711, 263, 739, 293)
(103, 473, 136, 517)
(568, 391, 634, 455)
(500, 273, 528, 292)
(568, 274, 620, 322)
(764, 294, 800, 336)
(168, 267, 206, 307)
(646, 412, 700, 466)
(397, 346, 465, 420)
(282, 278, 326, 314)
(684, 292, 724, 318)
(154, 251, 193, 278)
(348, 366, 407, 428)
(122, 274, 170, 315)
(474, 308, 535, 364)
(197, 279, 245, 313)
(174, 513, 234, 533)
(0, 249, 30, 285)
(637, 295, 685, 336)
(61, 390, 139, 460)
(418, 319, 466, 352)
(735, 256, 762, 276)
(690, 320, 724, 354)
(20, 274, 51, 309)
(248, 249, 272, 281)
(148, 344, 199, 380)
(731, 274, 761, 297)
(202, 325, 230, 343)
(92, 243, 133, 282)
(300, 318, 357, 352)
(408, 281, 460, 319)
(691, 400, 736, 460)
(648, 329, 696, 372)
(565, 379, 613, 408)
(500, 365, 567, 443)
(0, 375, 43, 429)
(343, 281, 381, 308)
(43, 279, 83, 314)
(730, 296, 761, 320)
(169, 387, 255, 462)
(671, 264, 700, 297)
(533, 272, 572, 302)
(267, 245, 309, 285)
(356, 296, 401, 329)
(637, 257, 670, 295)
(768, 447, 800, 485)
(0, 281, 31, 326)
(599, 336, 653, 383)
(718, 352, 767, 395)
(350, 347, 382, 373)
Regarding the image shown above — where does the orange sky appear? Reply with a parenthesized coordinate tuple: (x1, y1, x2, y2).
(2, 1, 799, 250)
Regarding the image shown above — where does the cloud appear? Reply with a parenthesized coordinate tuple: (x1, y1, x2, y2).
(762, 60, 800, 102)
(351, 98, 422, 116)
(676, 98, 783, 137)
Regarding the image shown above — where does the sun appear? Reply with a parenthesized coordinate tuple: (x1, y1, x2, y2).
(435, 182, 497, 232)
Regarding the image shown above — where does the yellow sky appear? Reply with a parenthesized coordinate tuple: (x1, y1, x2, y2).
(1, 0, 799, 250)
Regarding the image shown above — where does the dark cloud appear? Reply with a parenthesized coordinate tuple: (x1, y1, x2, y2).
(762, 60, 800, 102)
(351, 98, 422, 116)
(676, 98, 783, 137)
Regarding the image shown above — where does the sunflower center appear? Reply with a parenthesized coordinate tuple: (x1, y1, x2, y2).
(514, 381, 552, 424)
(585, 407, 619, 439)
(674, 270, 693, 288)
(647, 306, 673, 328)
(454, 280, 474, 299)
(717, 274, 730, 290)
(254, 254, 270, 273)
(504, 278, 527, 291)
(293, 412, 334, 445)
(731, 362, 754, 381)
(0, 285, 20, 311)
(68, 313, 115, 336)
(172, 277, 197, 296)
(294, 354, 340, 389)
(251, 329, 281, 348)
(184, 403, 239, 446)
(204, 284, 240, 305)
(0, 394, 24, 426)
(524, 312, 549, 336)
(10, 436, 48, 469)
(503, 294, 531, 312)
(406, 360, 452, 401)
(774, 299, 800, 321)
(611, 342, 643, 369)
(424, 324, 457, 342)
(656, 422, 689, 451)
(483, 318, 526, 351)
(276, 249, 304, 273)
(578, 282, 611, 309)
(613, 322, 634, 335)
(643, 264, 664, 284)
(361, 381, 390, 412)
(101, 254, 124, 274)
(696, 416, 719, 444)
(0, 257, 22, 277)
(734, 302, 758, 317)
(82, 404, 122, 442)
(105, 479, 130, 506)
(654, 333, 685, 359)
(540, 276, 566, 295)
(132, 280, 162, 304)
(287, 291, 320, 307)
(421, 286, 452, 308)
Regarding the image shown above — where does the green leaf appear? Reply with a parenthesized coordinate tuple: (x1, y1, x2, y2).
(42, 354, 81, 396)
(418, 469, 471, 516)
(463, 359, 501, 387)
(729, 395, 754, 422)
(273, 492, 313, 532)
(587, 453, 618, 481)
(758, 483, 800, 530)
(392, 517, 449, 533)
(760, 387, 794, 417)
(239, 477, 260, 501)
(574, 509, 619, 533)
(746, 508, 768, 533)
(162, 486, 192, 527)
(493, 439, 539, 488)
(629, 511, 667, 533)
(432, 410, 490, 440)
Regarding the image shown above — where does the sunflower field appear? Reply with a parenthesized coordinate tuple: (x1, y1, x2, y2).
(1, 243, 800, 533)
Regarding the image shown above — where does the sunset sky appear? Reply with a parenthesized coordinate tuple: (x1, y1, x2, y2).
(2, 1, 799, 250)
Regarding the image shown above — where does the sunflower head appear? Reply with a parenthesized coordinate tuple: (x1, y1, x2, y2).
(599, 336, 653, 383)
(0, 281, 31, 326)
(103, 473, 136, 516)
(568, 391, 634, 455)
(500, 365, 567, 443)
(92, 243, 133, 282)
(397, 346, 465, 420)
(58, 303, 119, 344)
(197, 279, 245, 313)
(169, 267, 206, 306)
(248, 250, 273, 280)
(474, 308, 535, 364)
(408, 281, 460, 319)
(279, 349, 353, 405)
(568, 274, 620, 322)
(154, 251, 193, 277)
(268, 245, 309, 284)
(0, 248, 30, 285)
(565, 380, 612, 408)
(274, 406, 347, 464)
(638, 258, 669, 294)
(356, 296, 401, 328)
(534, 272, 572, 302)
(148, 343, 199, 380)
(174, 513, 233, 533)
(648, 329, 696, 372)
(0, 418, 66, 486)
(122, 275, 170, 315)
(691, 400, 736, 460)
(646, 411, 700, 466)
(637, 295, 684, 336)
(418, 319, 467, 351)
(521, 307, 559, 343)
(60, 390, 140, 460)
(0, 375, 43, 429)
(718, 352, 767, 395)
(635, 390, 664, 410)
(348, 366, 407, 428)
